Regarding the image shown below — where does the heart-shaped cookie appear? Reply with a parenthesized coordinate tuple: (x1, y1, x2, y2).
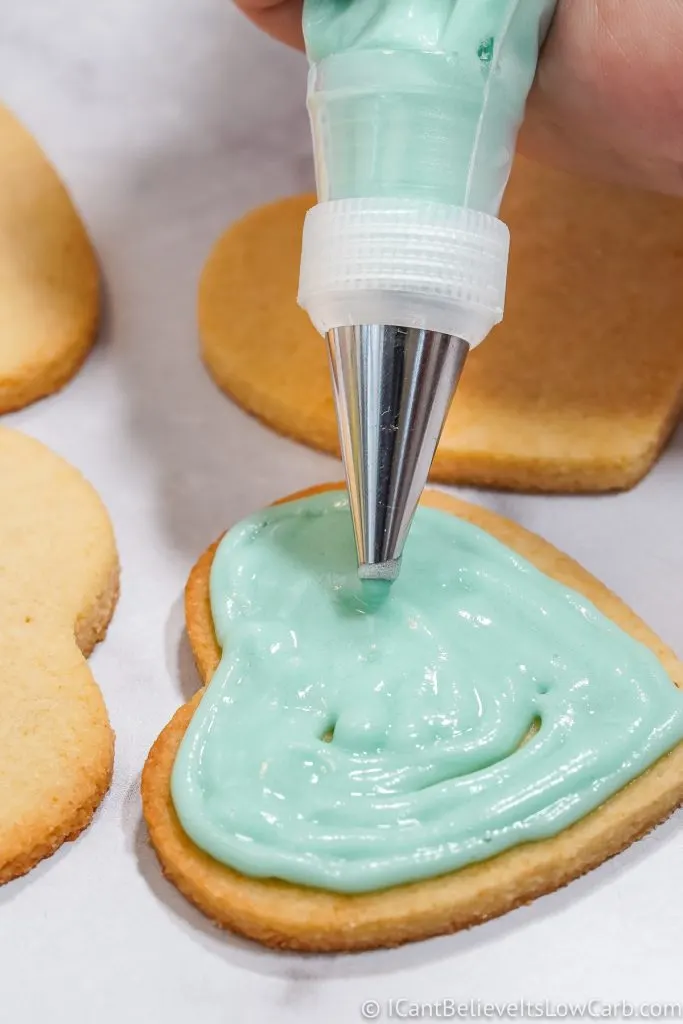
(199, 158, 683, 493)
(0, 428, 118, 883)
(142, 485, 683, 952)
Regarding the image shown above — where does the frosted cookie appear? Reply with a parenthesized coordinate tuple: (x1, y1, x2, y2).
(142, 484, 683, 952)
(199, 157, 683, 492)
(0, 428, 118, 883)
(0, 105, 98, 413)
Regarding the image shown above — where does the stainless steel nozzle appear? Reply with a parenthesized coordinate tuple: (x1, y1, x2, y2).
(326, 325, 469, 582)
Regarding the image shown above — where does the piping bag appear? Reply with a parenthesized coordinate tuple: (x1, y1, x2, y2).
(297, 0, 558, 581)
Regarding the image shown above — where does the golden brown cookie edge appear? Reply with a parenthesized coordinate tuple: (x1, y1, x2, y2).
(0, 104, 100, 414)
(0, 559, 119, 885)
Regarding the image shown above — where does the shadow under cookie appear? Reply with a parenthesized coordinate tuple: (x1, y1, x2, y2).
(198, 158, 683, 493)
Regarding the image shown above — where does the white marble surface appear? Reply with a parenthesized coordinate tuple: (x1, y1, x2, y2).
(1, 2, 682, 1021)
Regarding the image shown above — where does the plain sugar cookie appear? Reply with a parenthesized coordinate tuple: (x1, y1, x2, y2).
(0, 428, 118, 883)
(0, 105, 99, 413)
(199, 157, 683, 493)
(142, 484, 683, 953)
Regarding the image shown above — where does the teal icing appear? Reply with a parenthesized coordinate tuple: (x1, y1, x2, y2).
(303, 0, 555, 62)
(170, 491, 683, 894)
(302, 0, 558, 212)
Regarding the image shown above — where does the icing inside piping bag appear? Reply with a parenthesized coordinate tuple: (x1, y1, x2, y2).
(170, 491, 683, 894)
(303, 0, 558, 212)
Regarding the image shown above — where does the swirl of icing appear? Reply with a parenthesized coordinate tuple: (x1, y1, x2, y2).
(171, 491, 683, 893)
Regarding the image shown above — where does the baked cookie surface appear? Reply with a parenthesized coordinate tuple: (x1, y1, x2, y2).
(0, 105, 99, 413)
(199, 158, 683, 492)
(142, 485, 683, 952)
(0, 428, 118, 883)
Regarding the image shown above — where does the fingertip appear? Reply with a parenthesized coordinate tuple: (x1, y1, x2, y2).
(234, 0, 305, 51)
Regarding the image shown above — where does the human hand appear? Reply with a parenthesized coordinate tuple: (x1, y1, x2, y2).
(234, 0, 303, 49)
(520, 0, 683, 196)
(234, 0, 683, 197)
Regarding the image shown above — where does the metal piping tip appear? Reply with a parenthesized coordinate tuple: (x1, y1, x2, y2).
(358, 558, 401, 583)
(326, 325, 469, 582)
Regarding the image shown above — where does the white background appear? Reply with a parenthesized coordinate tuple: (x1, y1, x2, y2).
(1, 2, 682, 1021)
